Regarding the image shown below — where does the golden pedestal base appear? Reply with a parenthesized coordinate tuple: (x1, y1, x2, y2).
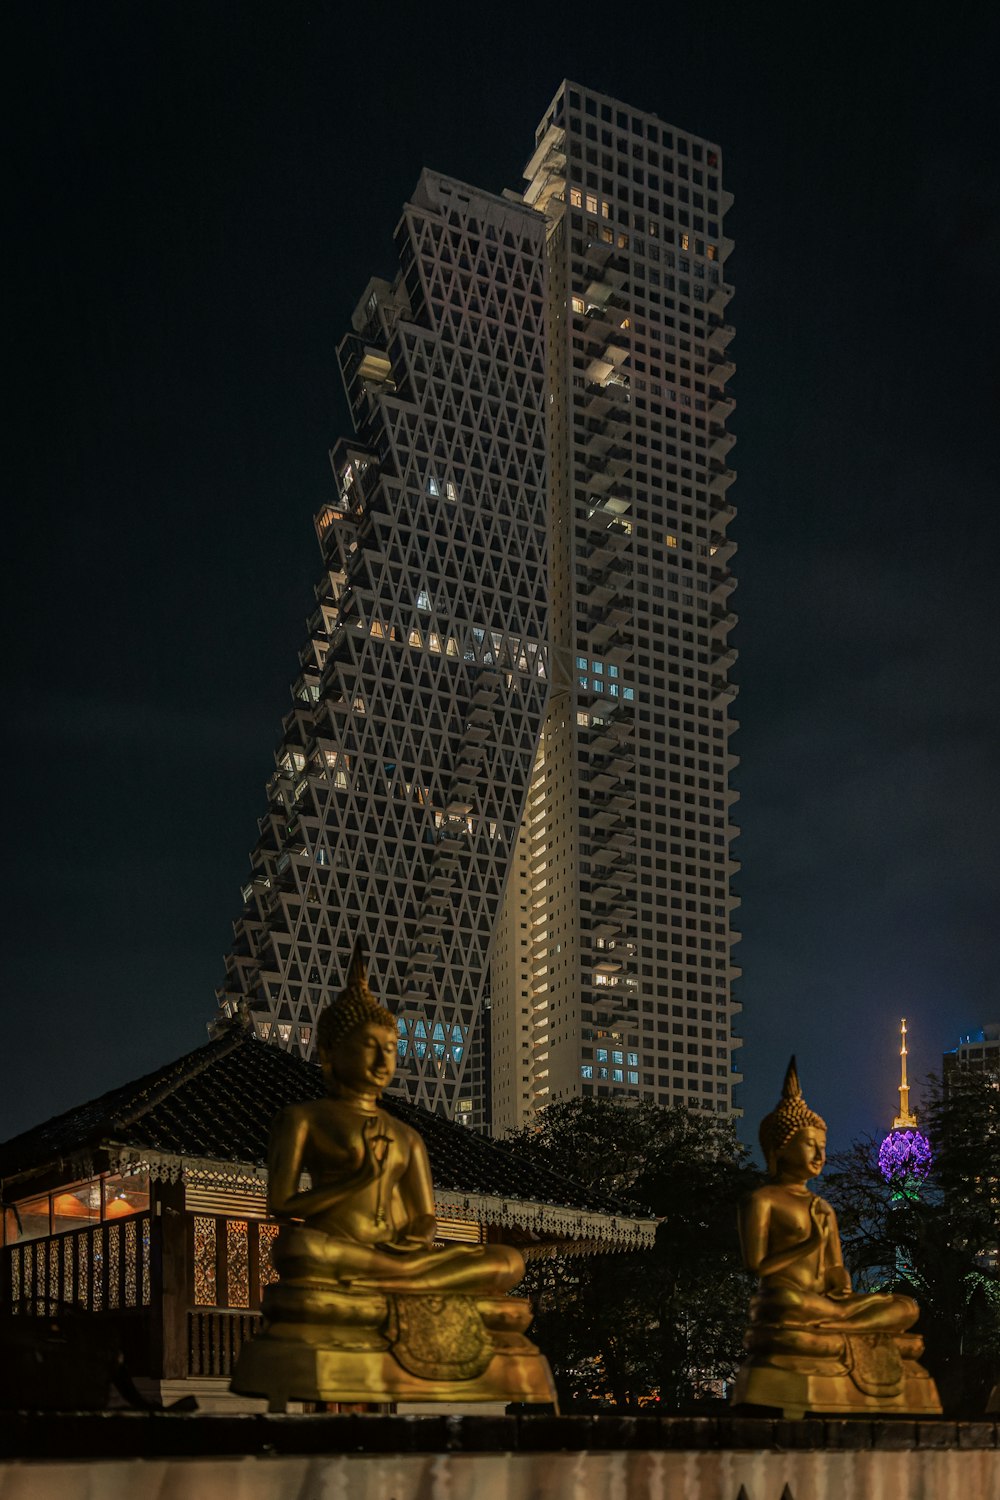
(732, 1331, 942, 1419)
(231, 1288, 556, 1411)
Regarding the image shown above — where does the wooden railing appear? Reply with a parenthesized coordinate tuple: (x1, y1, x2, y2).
(188, 1309, 262, 1377)
(1, 1206, 281, 1381)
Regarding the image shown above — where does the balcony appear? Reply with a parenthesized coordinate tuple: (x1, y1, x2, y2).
(706, 321, 735, 353)
(709, 606, 737, 637)
(709, 568, 736, 603)
(523, 121, 566, 181)
(709, 428, 737, 461)
(706, 280, 735, 313)
(711, 676, 739, 707)
(707, 463, 737, 495)
(582, 426, 614, 458)
(708, 352, 736, 385)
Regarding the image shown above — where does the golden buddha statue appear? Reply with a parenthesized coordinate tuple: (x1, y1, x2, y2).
(231, 943, 555, 1409)
(731, 1058, 941, 1417)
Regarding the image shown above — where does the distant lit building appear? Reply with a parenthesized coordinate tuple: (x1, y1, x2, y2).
(944, 1022, 1000, 1077)
(942, 1023, 999, 1274)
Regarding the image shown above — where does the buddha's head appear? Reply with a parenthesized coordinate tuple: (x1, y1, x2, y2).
(317, 940, 397, 1095)
(759, 1057, 827, 1179)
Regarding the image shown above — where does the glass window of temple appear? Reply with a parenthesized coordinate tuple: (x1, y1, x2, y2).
(13, 1194, 50, 1242)
(50, 1181, 102, 1234)
(5, 1170, 150, 1243)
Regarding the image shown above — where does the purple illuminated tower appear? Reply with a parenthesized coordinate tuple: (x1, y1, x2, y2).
(878, 1018, 932, 1189)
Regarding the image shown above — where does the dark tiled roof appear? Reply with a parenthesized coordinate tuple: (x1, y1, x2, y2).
(0, 1027, 636, 1217)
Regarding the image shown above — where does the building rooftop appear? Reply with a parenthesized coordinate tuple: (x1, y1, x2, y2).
(0, 1026, 648, 1232)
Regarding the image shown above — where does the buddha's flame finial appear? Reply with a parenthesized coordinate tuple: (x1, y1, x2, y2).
(892, 1017, 918, 1130)
(782, 1055, 802, 1101)
(759, 1055, 826, 1165)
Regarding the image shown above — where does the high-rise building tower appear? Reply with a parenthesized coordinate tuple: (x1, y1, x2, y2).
(489, 83, 742, 1131)
(217, 172, 550, 1128)
(944, 1023, 1000, 1077)
(217, 83, 742, 1131)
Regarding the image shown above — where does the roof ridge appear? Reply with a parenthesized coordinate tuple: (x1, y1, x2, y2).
(108, 1024, 249, 1134)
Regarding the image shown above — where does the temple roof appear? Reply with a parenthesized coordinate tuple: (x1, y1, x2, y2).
(0, 1026, 648, 1233)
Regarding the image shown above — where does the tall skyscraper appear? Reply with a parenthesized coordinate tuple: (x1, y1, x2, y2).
(490, 82, 742, 1130)
(217, 82, 742, 1130)
(217, 173, 550, 1127)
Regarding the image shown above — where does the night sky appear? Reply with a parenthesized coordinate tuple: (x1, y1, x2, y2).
(6, 4, 999, 1156)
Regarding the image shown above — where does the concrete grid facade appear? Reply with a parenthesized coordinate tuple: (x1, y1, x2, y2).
(490, 83, 742, 1132)
(218, 82, 742, 1133)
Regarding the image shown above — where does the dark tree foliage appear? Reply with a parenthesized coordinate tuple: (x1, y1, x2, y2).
(823, 1070, 1000, 1415)
(507, 1098, 760, 1410)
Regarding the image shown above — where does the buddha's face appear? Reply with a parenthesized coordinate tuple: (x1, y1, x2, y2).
(774, 1126, 826, 1181)
(326, 1021, 397, 1093)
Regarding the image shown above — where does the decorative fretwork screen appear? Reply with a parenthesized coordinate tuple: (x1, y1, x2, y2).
(4, 1215, 151, 1314)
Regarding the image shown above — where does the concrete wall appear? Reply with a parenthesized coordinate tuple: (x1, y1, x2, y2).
(0, 1448, 996, 1499)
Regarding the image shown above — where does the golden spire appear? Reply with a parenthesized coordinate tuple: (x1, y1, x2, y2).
(892, 1017, 918, 1130)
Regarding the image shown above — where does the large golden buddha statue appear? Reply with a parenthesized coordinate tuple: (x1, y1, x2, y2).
(731, 1058, 941, 1417)
(231, 944, 555, 1409)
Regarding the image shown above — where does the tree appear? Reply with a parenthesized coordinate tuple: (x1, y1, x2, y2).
(823, 1069, 1000, 1415)
(507, 1098, 760, 1410)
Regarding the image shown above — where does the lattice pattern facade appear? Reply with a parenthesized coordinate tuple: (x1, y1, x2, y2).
(491, 83, 743, 1132)
(218, 173, 549, 1127)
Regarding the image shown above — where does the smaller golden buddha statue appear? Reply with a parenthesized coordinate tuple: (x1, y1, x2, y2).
(731, 1058, 941, 1417)
(231, 943, 555, 1409)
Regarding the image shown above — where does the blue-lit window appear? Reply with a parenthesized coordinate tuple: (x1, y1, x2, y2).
(627, 1070, 639, 1084)
(593, 661, 603, 676)
(397, 1039, 408, 1059)
(596, 1047, 608, 1062)
(598, 1066, 609, 1080)
(626, 1052, 638, 1066)
(624, 687, 635, 701)
(415, 1040, 427, 1058)
(613, 1068, 624, 1083)
(612, 1049, 623, 1064)
(576, 656, 588, 670)
(608, 663, 619, 678)
(581, 1064, 594, 1079)
(578, 675, 588, 689)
